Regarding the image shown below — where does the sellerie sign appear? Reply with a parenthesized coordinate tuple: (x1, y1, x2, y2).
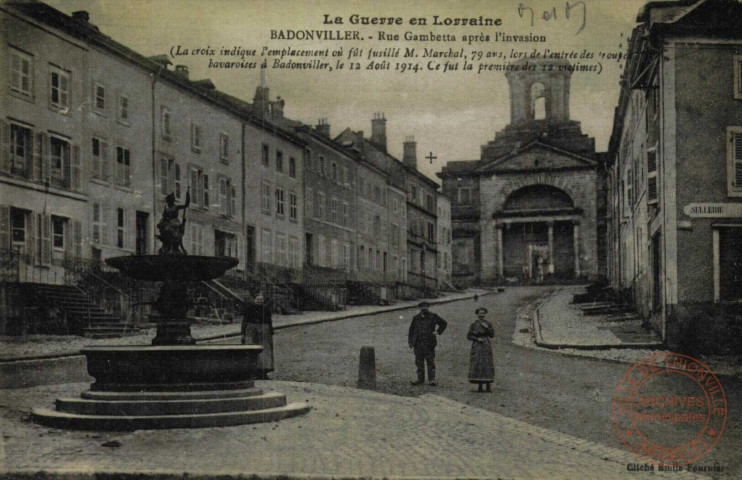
(683, 203, 742, 218)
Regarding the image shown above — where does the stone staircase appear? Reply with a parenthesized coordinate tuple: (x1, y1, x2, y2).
(33, 284, 136, 338)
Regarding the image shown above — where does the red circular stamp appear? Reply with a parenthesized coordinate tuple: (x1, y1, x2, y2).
(613, 352, 727, 467)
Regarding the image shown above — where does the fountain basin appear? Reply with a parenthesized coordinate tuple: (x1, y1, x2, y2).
(83, 345, 262, 390)
(105, 255, 238, 282)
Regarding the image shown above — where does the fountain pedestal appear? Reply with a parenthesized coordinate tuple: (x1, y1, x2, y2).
(31, 255, 309, 430)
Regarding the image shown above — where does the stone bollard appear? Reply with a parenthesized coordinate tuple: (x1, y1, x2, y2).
(357, 346, 376, 389)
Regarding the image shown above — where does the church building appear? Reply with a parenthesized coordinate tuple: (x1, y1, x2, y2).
(439, 59, 603, 285)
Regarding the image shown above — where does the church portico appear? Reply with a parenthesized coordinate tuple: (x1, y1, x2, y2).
(441, 58, 603, 286)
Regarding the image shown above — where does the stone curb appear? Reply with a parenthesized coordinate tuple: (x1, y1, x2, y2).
(532, 288, 663, 350)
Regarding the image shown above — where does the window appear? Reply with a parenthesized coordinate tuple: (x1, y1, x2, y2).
(332, 162, 338, 182)
(646, 147, 658, 203)
(161, 106, 171, 139)
(117, 208, 125, 248)
(220, 133, 229, 162)
(727, 127, 742, 196)
(330, 196, 338, 223)
(11, 209, 26, 244)
(276, 233, 287, 266)
(289, 192, 298, 221)
(91, 137, 109, 181)
(427, 222, 435, 242)
(261, 228, 272, 263)
(176, 164, 183, 201)
(374, 186, 381, 203)
(9, 123, 32, 177)
(359, 245, 365, 270)
(391, 224, 400, 246)
(50, 136, 70, 188)
(426, 194, 435, 212)
(341, 201, 349, 226)
(261, 182, 272, 214)
(410, 185, 418, 204)
(275, 187, 285, 217)
(368, 248, 373, 271)
(289, 236, 299, 269)
(319, 155, 325, 176)
(159, 157, 180, 196)
(262, 144, 270, 166)
(392, 198, 399, 214)
(735, 56, 742, 100)
(331, 239, 339, 268)
(230, 184, 236, 217)
(458, 187, 472, 204)
(276, 150, 283, 172)
(118, 94, 129, 123)
(342, 166, 349, 186)
(92, 202, 107, 245)
(317, 191, 326, 219)
(10, 47, 33, 98)
(215, 230, 236, 257)
(218, 177, 228, 215)
(304, 148, 312, 171)
(306, 187, 314, 218)
(317, 235, 326, 266)
(190, 223, 204, 255)
(94, 83, 106, 112)
(115, 146, 131, 187)
(289, 157, 296, 178)
(189, 166, 205, 205)
(49, 65, 69, 109)
(191, 123, 201, 152)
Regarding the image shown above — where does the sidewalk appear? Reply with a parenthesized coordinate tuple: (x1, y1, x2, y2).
(0, 380, 707, 479)
(0, 289, 494, 361)
(512, 286, 742, 377)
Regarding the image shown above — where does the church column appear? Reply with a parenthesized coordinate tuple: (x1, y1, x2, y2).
(547, 221, 554, 274)
(496, 223, 504, 278)
(573, 220, 581, 277)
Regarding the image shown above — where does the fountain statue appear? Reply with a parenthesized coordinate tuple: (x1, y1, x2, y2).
(32, 192, 309, 430)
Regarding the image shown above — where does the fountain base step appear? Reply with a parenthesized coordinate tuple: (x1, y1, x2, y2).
(31, 401, 310, 430)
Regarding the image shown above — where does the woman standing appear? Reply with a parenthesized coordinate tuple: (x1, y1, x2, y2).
(241, 292, 274, 379)
(467, 307, 495, 392)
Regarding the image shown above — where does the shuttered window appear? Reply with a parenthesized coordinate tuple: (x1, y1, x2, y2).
(647, 147, 658, 204)
(728, 127, 742, 196)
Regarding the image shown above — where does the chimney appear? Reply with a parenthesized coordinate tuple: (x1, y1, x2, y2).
(370, 113, 387, 151)
(253, 67, 270, 115)
(72, 10, 90, 23)
(174, 65, 189, 79)
(403, 136, 417, 170)
(315, 118, 330, 138)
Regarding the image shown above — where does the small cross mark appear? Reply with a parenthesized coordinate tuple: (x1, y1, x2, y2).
(426, 152, 437, 164)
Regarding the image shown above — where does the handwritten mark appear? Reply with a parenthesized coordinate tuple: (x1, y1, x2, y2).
(518, 1, 587, 35)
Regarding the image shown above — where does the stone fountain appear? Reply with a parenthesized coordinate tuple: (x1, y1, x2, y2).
(32, 191, 309, 430)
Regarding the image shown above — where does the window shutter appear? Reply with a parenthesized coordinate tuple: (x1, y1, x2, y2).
(735, 133, 742, 188)
(73, 219, 82, 258)
(72, 144, 81, 191)
(101, 141, 109, 181)
(203, 174, 210, 207)
(90, 203, 97, 244)
(64, 218, 73, 258)
(41, 133, 50, 183)
(33, 132, 43, 181)
(127, 209, 135, 251)
(40, 213, 51, 265)
(0, 121, 10, 174)
(0, 205, 9, 250)
(26, 210, 35, 263)
(102, 203, 109, 246)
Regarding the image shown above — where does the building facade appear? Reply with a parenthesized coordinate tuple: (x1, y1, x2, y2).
(440, 58, 601, 285)
(436, 194, 452, 287)
(606, 0, 742, 354)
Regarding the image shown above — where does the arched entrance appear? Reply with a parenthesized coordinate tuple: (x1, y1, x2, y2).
(495, 185, 581, 282)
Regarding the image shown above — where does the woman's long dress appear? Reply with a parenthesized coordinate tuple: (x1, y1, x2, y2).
(467, 319, 495, 383)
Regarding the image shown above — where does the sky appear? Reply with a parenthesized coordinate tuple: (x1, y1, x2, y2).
(48, 0, 651, 182)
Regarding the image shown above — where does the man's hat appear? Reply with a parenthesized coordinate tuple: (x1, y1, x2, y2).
(418, 301, 430, 308)
(476, 307, 488, 315)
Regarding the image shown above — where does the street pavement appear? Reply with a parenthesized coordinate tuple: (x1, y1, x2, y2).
(1, 286, 740, 478)
(0, 381, 710, 479)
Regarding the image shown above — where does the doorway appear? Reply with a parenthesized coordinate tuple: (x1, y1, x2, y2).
(136, 211, 148, 255)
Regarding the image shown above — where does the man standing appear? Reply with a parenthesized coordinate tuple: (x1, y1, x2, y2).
(408, 301, 447, 386)
(241, 292, 274, 379)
